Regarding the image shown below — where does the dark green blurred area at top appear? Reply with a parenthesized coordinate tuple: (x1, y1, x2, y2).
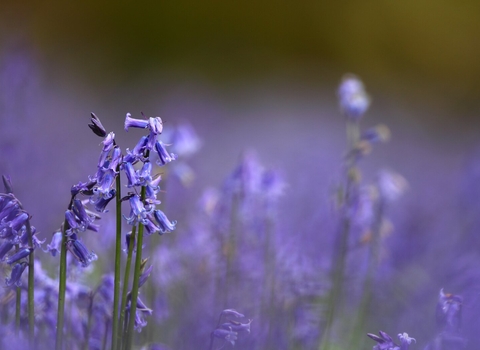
(2, 0, 480, 100)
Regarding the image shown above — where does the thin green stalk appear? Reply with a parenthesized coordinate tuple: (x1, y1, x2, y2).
(11, 187, 35, 343)
(348, 196, 385, 348)
(263, 216, 277, 349)
(125, 187, 146, 350)
(118, 225, 136, 350)
(56, 198, 73, 350)
(111, 174, 122, 350)
(319, 119, 360, 350)
(83, 294, 95, 350)
(222, 194, 239, 309)
(26, 218, 35, 344)
(15, 286, 21, 333)
(103, 319, 110, 350)
(125, 224, 145, 349)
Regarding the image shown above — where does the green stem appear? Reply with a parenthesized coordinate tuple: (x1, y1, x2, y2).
(320, 119, 360, 350)
(125, 187, 146, 350)
(118, 225, 136, 350)
(348, 196, 385, 348)
(111, 175, 122, 350)
(26, 218, 35, 345)
(222, 193, 239, 308)
(56, 199, 73, 350)
(103, 318, 110, 350)
(263, 216, 277, 349)
(83, 294, 95, 350)
(15, 286, 21, 334)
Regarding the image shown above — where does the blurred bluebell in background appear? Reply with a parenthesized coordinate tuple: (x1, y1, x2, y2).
(1, 1, 480, 349)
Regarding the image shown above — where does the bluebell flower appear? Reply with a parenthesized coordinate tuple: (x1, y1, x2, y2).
(154, 140, 177, 166)
(138, 265, 153, 288)
(368, 331, 414, 350)
(6, 247, 33, 265)
(143, 217, 161, 235)
(124, 194, 151, 226)
(90, 188, 116, 213)
(71, 180, 97, 197)
(135, 296, 153, 316)
(107, 146, 123, 171)
(0, 199, 19, 222)
(70, 199, 94, 231)
(0, 193, 16, 208)
(88, 112, 107, 137)
(220, 319, 252, 333)
(377, 170, 408, 203)
(144, 173, 162, 206)
(125, 281, 153, 332)
(85, 220, 100, 232)
(97, 132, 116, 168)
(0, 240, 14, 260)
(362, 124, 391, 144)
(96, 274, 114, 302)
(5, 261, 28, 287)
(436, 288, 462, 333)
(125, 231, 135, 252)
(19, 226, 44, 247)
(66, 235, 98, 267)
(367, 331, 399, 350)
(94, 168, 116, 199)
(102, 132, 116, 152)
(124, 162, 140, 188)
(148, 116, 163, 135)
(65, 209, 80, 232)
(398, 333, 416, 349)
(338, 74, 370, 119)
(221, 309, 245, 318)
(167, 121, 201, 158)
(45, 231, 62, 256)
(124, 113, 149, 131)
(212, 328, 238, 346)
(124, 136, 149, 164)
(153, 209, 176, 234)
(9, 211, 29, 233)
(146, 118, 163, 150)
(137, 162, 153, 187)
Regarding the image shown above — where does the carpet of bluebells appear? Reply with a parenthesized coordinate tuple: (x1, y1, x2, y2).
(0, 54, 476, 350)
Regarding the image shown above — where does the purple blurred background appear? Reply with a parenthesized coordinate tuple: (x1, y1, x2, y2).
(1, 1, 480, 349)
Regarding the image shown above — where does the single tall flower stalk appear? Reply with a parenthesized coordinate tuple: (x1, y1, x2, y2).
(320, 75, 370, 350)
(26, 217, 35, 343)
(111, 173, 123, 350)
(2, 175, 36, 344)
(119, 226, 136, 350)
(124, 186, 147, 350)
(55, 198, 73, 350)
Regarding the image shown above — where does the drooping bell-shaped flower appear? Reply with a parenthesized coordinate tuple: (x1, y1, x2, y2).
(6, 247, 33, 265)
(212, 328, 238, 346)
(436, 288, 462, 333)
(0, 240, 14, 260)
(6, 261, 28, 287)
(154, 140, 177, 166)
(124, 195, 151, 226)
(66, 235, 98, 267)
(45, 231, 62, 257)
(124, 136, 149, 164)
(338, 74, 370, 120)
(153, 209, 176, 234)
(220, 319, 253, 333)
(90, 188, 116, 213)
